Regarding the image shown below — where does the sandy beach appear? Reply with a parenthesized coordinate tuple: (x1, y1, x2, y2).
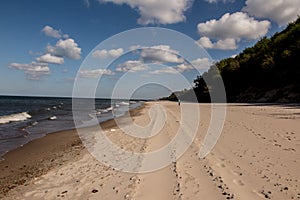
(0, 102, 299, 199)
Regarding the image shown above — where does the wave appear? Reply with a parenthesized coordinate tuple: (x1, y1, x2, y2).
(0, 112, 32, 124)
(49, 116, 57, 120)
(88, 113, 96, 119)
(120, 101, 130, 106)
(99, 106, 113, 113)
(31, 121, 38, 126)
(106, 106, 113, 111)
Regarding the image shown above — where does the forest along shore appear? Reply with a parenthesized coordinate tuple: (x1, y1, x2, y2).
(1, 102, 299, 200)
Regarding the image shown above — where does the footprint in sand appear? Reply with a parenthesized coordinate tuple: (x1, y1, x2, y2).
(231, 170, 243, 176)
(253, 190, 272, 199)
(274, 143, 282, 147)
(233, 179, 245, 186)
(216, 163, 226, 168)
(283, 148, 296, 152)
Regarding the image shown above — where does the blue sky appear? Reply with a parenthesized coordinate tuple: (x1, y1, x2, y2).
(0, 0, 299, 98)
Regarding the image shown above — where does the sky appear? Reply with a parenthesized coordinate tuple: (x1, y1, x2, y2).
(0, 0, 299, 98)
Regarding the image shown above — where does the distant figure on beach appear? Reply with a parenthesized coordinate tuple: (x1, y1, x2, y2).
(178, 99, 181, 106)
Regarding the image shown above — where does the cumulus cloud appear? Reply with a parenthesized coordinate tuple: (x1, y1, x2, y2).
(116, 60, 149, 72)
(197, 12, 270, 50)
(78, 69, 115, 78)
(47, 38, 82, 60)
(9, 26, 80, 80)
(128, 45, 184, 63)
(175, 58, 212, 72)
(129, 45, 142, 51)
(149, 57, 212, 74)
(36, 53, 64, 64)
(92, 48, 124, 59)
(42, 27, 81, 60)
(176, 63, 193, 72)
(9, 62, 50, 80)
(140, 45, 184, 63)
(149, 67, 178, 74)
(243, 0, 300, 26)
(190, 57, 212, 70)
(99, 0, 193, 25)
(205, 0, 234, 3)
(197, 12, 270, 39)
(42, 25, 62, 39)
(197, 37, 238, 50)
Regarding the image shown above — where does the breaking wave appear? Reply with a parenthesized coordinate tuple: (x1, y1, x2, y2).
(0, 112, 32, 125)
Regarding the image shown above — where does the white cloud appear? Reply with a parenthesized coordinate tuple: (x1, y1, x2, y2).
(205, 0, 234, 3)
(9, 62, 50, 80)
(176, 63, 193, 72)
(149, 66, 178, 74)
(190, 57, 212, 70)
(243, 0, 300, 26)
(128, 45, 184, 63)
(63, 34, 69, 39)
(36, 53, 64, 64)
(47, 38, 81, 60)
(140, 45, 184, 63)
(116, 60, 149, 72)
(92, 48, 124, 59)
(42, 25, 69, 39)
(129, 45, 142, 51)
(99, 0, 193, 25)
(197, 37, 238, 50)
(149, 57, 212, 74)
(197, 37, 214, 49)
(9, 26, 79, 80)
(78, 69, 115, 78)
(42, 25, 62, 39)
(197, 12, 270, 40)
(197, 12, 270, 50)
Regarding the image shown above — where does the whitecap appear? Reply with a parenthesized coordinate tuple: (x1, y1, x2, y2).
(120, 101, 130, 106)
(49, 116, 57, 120)
(0, 112, 32, 124)
(106, 106, 113, 111)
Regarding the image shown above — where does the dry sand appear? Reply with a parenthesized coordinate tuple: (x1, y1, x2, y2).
(0, 102, 299, 199)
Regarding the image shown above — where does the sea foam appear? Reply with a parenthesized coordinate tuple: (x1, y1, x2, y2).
(0, 112, 32, 124)
(120, 101, 130, 105)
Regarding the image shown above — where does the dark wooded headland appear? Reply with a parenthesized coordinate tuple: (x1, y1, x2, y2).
(164, 17, 300, 103)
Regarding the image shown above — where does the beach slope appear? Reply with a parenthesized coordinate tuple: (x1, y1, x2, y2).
(1, 102, 299, 199)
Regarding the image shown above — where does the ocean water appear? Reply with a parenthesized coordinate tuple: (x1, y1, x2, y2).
(0, 96, 141, 158)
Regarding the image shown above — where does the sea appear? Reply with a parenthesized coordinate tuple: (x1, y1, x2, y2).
(0, 95, 142, 159)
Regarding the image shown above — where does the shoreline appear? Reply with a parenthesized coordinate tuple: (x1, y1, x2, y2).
(1, 102, 299, 199)
(0, 105, 144, 197)
(0, 98, 143, 160)
(0, 102, 144, 159)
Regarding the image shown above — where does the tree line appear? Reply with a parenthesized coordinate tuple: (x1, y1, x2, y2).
(165, 17, 300, 103)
